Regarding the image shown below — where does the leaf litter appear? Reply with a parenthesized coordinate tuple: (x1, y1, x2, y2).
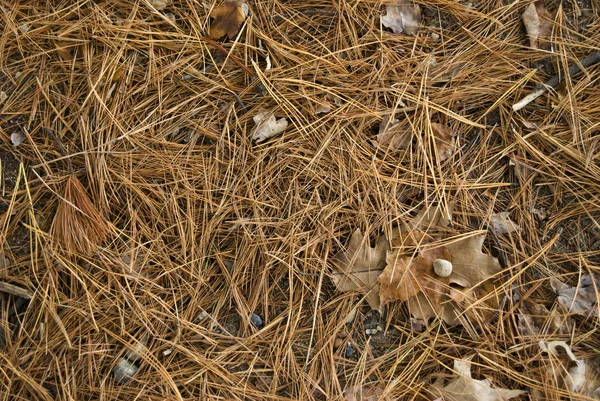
(0, 0, 599, 400)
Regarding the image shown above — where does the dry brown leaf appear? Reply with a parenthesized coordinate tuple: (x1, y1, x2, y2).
(343, 383, 387, 401)
(538, 341, 600, 399)
(405, 235, 500, 324)
(146, 0, 170, 10)
(489, 212, 521, 235)
(517, 300, 571, 336)
(444, 234, 502, 288)
(408, 292, 460, 325)
(315, 93, 343, 114)
(380, 245, 451, 307)
(374, 114, 411, 150)
(381, 3, 421, 35)
(522, 1, 553, 50)
(429, 356, 527, 401)
(410, 202, 454, 230)
(252, 110, 288, 143)
(332, 229, 388, 311)
(209, 0, 249, 40)
(431, 123, 457, 162)
(380, 203, 458, 319)
(550, 273, 599, 317)
(448, 279, 501, 323)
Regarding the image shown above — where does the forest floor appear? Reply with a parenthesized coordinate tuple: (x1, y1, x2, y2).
(0, 0, 599, 400)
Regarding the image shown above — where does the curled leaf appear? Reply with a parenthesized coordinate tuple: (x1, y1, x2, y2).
(429, 356, 527, 401)
(252, 110, 288, 143)
(550, 274, 599, 317)
(431, 123, 457, 162)
(209, 0, 249, 40)
(332, 229, 388, 311)
(489, 212, 520, 235)
(374, 114, 411, 150)
(381, 3, 421, 35)
(522, 1, 552, 50)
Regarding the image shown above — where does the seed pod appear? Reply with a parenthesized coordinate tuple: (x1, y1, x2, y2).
(433, 259, 453, 277)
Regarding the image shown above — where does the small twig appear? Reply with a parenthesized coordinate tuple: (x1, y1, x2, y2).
(0, 282, 33, 299)
(45, 128, 74, 175)
(513, 50, 600, 111)
(202, 36, 255, 78)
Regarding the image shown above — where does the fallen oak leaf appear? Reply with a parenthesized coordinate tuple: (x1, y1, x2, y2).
(209, 0, 249, 40)
(538, 341, 600, 398)
(148, 0, 169, 10)
(430, 123, 457, 162)
(522, 1, 552, 50)
(550, 273, 599, 317)
(447, 278, 501, 323)
(252, 110, 288, 143)
(404, 234, 501, 325)
(332, 229, 388, 311)
(489, 212, 520, 235)
(444, 234, 502, 288)
(381, 2, 421, 35)
(374, 114, 411, 150)
(343, 382, 387, 401)
(517, 300, 571, 336)
(429, 356, 527, 401)
(379, 245, 451, 308)
(380, 202, 457, 318)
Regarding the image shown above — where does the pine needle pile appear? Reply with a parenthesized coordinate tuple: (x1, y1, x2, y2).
(0, 0, 599, 400)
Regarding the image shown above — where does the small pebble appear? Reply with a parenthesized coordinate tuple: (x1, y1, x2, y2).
(10, 131, 25, 147)
(250, 313, 263, 328)
(197, 311, 209, 321)
(0, 91, 7, 103)
(113, 358, 138, 383)
(431, 33, 440, 40)
(344, 342, 354, 358)
(334, 338, 344, 349)
(376, 325, 383, 332)
(162, 349, 172, 356)
(165, 12, 176, 24)
(345, 309, 357, 324)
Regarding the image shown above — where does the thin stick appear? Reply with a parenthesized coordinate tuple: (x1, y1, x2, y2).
(513, 50, 600, 111)
(0, 282, 33, 299)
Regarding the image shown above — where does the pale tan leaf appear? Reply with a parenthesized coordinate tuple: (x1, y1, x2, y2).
(343, 383, 386, 401)
(431, 123, 457, 161)
(252, 110, 288, 143)
(147, 0, 170, 11)
(410, 202, 454, 230)
(381, 3, 421, 35)
(538, 341, 600, 399)
(550, 274, 599, 317)
(444, 234, 502, 288)
(517, 300, 571, 336)
(374, 114, 411, 150)
(522, 1, 552, 50)
(489, 212, 521, 235)
(429, 356, 527, 401)
(332, 229, 388, 311)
